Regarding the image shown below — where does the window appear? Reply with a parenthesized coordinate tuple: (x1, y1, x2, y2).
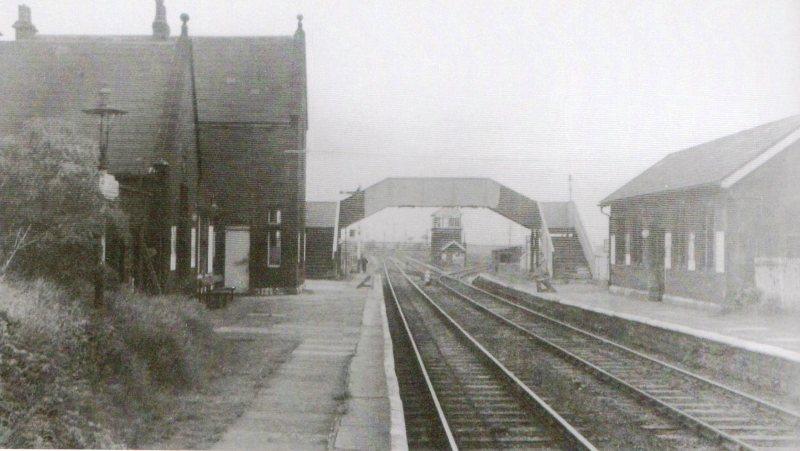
(349, 229, 356, 238)
(268, 209, 282, 225)
(170, 225, 177, 271)
(687, 232, 696, 271)
(624, 233, 631, 266)
(100, 234, 106, 263)
(268, 230, 281, 268)
(190, 227, 197, 269)
(714, 231, 725, 273)
(207, 225, 215, 273)
(609, 234, 616, 265)
(433, 217, 442, 228)
(448, 217, 460, 228)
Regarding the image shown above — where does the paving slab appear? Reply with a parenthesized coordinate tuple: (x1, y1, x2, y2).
(211, 278, 399, 450)
(332, 275, 396, 450)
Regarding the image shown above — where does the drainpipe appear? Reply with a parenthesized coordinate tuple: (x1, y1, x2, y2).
(600, 205, 611, 287)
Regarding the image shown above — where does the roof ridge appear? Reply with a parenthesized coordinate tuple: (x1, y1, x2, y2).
(667, 114, 800, 159)
(600, 115, 800, 205)
(717, 116, 800, 185)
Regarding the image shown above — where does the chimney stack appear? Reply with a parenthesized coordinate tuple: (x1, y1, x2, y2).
(152, 0, 170, 40)
(13, 4, 37, 40)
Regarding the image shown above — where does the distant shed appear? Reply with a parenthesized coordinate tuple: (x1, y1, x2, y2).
(305, 202, 339, 279)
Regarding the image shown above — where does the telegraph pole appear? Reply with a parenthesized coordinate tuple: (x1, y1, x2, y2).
(569, 174, 573, 202)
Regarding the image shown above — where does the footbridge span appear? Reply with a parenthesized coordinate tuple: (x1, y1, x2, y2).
(338, 178, 554, 275)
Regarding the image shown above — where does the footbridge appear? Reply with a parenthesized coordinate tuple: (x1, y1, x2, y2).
(338, 177, 555, 275)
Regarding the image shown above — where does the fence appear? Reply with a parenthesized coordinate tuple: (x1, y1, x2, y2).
(755, 257, 800, 311)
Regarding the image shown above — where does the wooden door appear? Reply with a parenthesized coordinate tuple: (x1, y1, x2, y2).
(224, 226, 250, 293)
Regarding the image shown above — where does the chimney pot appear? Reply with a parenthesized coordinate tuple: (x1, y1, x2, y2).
(152, 0, 170, 40)
(13, 4, 37, 40)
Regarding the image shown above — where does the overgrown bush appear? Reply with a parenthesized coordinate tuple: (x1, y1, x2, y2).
(105, 289, 215, 389)
(0, 280, 215, 448)
(0, 281, 116, 448)
(0, 119, 127, 287)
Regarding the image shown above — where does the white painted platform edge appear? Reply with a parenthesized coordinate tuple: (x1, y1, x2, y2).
(377, 274, 409, 451)
(479, 273, 800, 365)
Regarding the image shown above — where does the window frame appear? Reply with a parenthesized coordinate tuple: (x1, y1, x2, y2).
(268, 209, 282, 226)
(267, 229, 282, 268)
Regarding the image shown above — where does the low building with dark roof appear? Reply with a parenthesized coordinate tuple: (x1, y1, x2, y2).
(305, 201, 339, 279)
(600, 116, 800, 309)
(0, 2, 308, 294)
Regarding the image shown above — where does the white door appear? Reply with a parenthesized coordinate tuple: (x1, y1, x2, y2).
(224, 226, 250, 293)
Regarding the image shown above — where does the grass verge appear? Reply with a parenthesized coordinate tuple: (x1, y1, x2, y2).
(0, 279, 220, 448)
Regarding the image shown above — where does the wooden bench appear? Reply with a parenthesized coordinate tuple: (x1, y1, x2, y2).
(197, 274, 235, 309)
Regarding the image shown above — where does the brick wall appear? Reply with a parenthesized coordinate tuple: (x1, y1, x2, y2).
(609, 188, 727, 304)
(200, 123, 305, 289)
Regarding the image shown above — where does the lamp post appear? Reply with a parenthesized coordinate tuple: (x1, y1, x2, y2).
(83, 87, 127, 171)
(83, 87, 127, 308)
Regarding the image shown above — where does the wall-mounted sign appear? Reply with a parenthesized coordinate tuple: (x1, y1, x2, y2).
(98, 170, 119, 200)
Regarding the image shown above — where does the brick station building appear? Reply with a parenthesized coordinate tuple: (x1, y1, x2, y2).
(601, 116, 800, 308)
(0, 2, 308, 293)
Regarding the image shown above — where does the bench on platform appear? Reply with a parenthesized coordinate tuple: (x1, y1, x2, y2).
(197, 274, 235, 309)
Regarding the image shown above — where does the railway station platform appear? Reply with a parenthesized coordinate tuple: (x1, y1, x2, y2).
(473, 273, 800, 401)
(212, 277, 405, 450)
(478, 272, 800, 357)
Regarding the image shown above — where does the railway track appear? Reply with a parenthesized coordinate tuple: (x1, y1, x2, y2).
(404, 258, 800, 450)
(383, 260, 595, 450)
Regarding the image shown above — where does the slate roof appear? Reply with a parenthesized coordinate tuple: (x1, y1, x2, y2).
(601, 115, 800, 205)
(441, 240, 466, 252)
(306, 201, 338, 228)
(431, 207, 461, 218)
(0, 32, 305, 174)
(192, 37, 304, 124)
(0, 37, 180, 174)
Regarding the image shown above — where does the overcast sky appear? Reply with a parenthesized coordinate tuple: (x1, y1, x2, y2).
(1, 0, 798, 245)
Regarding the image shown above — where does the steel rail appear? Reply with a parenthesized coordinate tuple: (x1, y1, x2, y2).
(406, 259, 800, 450)
(443, 271, 800, 420)
(383, 262, 459, 451)
(388, 258, 598, 451)
(408, 257, 800, 420)
(434, 276, 753, 449)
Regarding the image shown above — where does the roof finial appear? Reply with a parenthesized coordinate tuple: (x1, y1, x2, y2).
(180, 13, 189, 37)
(294, 13, 305, 41)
